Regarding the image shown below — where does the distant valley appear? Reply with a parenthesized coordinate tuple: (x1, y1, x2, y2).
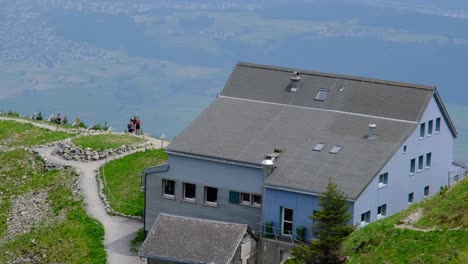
(1, 0, 467, 161)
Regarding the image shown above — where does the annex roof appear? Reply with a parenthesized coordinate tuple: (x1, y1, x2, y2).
(138, 214, 248, 264)
(166, 62, 457, 199)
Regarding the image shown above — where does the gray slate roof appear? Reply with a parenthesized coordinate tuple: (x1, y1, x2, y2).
(139, 214, 248, 264)
(222, 62, 433, 122)
(166, 62, 456, 199)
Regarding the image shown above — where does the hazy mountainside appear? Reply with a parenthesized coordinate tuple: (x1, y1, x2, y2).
(1, 0, 468, 160)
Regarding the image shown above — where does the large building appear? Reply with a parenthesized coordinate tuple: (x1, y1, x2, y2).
(140, 62, 464, 264)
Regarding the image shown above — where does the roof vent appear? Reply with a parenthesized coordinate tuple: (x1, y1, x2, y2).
(290, 71, 301, 92)
(261, 158, 275, 177)
(368, 124, 377, 139)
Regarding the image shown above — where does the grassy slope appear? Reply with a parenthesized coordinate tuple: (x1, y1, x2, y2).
(72, 134, 144, 150)
(0, 149, 106, 263)
(99, 149, 168, 216)
(344, 178, 468, 264)
(0, 120, 73, 147)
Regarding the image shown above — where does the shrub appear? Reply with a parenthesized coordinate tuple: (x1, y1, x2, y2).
(36, 112, 43, 120)
(63, 116, 68, 125)
(7, 110, 20, 117)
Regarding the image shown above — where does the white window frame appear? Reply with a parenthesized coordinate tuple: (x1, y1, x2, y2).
(360, 211, 371, 226)
(410, 159, 416, 175)
(281, 207, 294, 236)
(420, 122, 425, 139)
(240, 193, 262, 207)
(204, 186, 218, 206)
(427, 120, 433, 137)
(435, 117, 441, 134)
(378, 172, 388, 188)
(377, 204, 387, 219)
(418, 155, 424, 172)
(182, 182, 196, 202)
(426, 153, 432, 169)
(424, 186, 430, 198)
(403, 145, 407, 155)
(162, 179, 175, 199)
(408, 192, 414, 204)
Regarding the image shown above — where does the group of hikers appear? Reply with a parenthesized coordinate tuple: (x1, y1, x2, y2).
(128, 116, 142, 135)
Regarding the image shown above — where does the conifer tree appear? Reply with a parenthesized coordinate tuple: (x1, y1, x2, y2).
(291, 179, 354, 264)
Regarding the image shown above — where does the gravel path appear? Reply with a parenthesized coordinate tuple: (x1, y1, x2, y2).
(0, 116, 72, 132)
(3, 116, 170, 263)
(37, 147, 144, 264)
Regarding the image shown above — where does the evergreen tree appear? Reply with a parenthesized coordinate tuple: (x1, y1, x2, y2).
(291, 179, 354, 264)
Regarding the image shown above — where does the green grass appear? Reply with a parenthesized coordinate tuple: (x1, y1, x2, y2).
(99, 149, 168, 216)
(0, 120, 73, 147)
(130, 228, 146, 254)
(72, 134, 145, 150)
(0, 149, 106, 263)
(344, 178, 468, 264)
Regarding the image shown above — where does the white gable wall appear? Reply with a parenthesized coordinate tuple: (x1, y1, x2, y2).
(353, 96, 454, 226)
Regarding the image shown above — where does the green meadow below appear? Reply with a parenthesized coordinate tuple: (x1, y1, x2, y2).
(99, 149, 168, 216)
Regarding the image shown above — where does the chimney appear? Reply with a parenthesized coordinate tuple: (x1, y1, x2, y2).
(290, 71, 301, 92)
(261, 158, 275, 177)
(368, 124, 377, 139)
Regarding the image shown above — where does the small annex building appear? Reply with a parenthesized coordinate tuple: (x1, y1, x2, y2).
(138, 214, 257, 264)
(142, 62, 463, 264)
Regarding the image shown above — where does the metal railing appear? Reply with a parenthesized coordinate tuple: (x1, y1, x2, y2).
(257, 222, 305, 245)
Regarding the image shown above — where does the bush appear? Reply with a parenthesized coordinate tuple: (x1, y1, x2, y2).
(36, 112, 43, 120)
(7, 110, 20, 117)
(63, 116, 68, 125)
(78, 121, 87, 129)
(91, 122, 109, 131)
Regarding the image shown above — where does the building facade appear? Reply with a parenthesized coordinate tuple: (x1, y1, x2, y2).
(142, 62, 461, 264)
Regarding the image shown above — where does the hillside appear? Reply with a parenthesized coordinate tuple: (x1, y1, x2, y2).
(344, 178, 468, 263)
(0, 116, 169, 263)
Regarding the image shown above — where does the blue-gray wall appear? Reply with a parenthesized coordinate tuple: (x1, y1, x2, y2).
(354, 96, 455, 225)
(262, 187, 354, 242)
(144, 154, 264, 232)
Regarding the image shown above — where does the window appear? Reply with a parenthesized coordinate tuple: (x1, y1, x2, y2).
(410, 159, 416, 175)
(329, 145, 343, 154)
(378, 172, 388, 188)
(183, 183, 196, 202)
(426, 153, 432, 169)
(313, 143, 326, 152)
(162, 179, 175, 198)
(204, 186, 218, 205)
(315, 88, 329, 101)
(435, 117, 441, 134)
(312, 210, 318, 223)
(252, 194, 262, 206)
(377, 204, 387, 218)
(282, 208, 294, 236)
(361, 211, 371, 226)
(239, 193, 262, 207)
(420, 123, 425, 138)
(418, 155, 424, 172)
(424, 186, 430, 197)
(428, 120, 433, 136)
(408, 192, 414, 203)
(403, 145, 407, 154)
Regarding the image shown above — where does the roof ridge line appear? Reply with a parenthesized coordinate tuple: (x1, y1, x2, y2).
(219, 95, 419, 124)
(237, 61, 435, 91)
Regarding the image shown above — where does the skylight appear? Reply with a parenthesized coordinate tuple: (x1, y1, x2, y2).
(315, 88, 329, 101)
(329, 145, 343, 154)
(313, 143, 326, 152)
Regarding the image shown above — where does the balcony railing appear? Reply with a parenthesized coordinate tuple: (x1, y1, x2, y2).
(257, 222, 305, 245)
